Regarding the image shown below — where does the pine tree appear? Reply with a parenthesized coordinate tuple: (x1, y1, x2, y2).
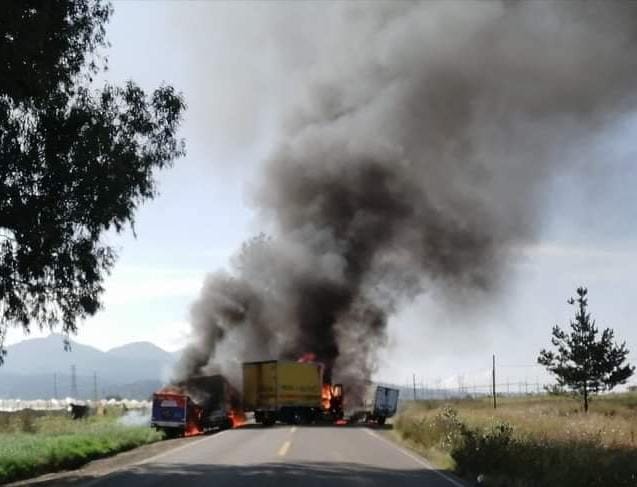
(538, 287, 634, 412)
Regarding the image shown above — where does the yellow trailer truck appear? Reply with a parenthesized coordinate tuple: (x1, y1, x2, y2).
(243, 360, 341, 425)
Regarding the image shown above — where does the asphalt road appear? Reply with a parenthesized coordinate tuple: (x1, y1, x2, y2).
(40, 425, 467, 487)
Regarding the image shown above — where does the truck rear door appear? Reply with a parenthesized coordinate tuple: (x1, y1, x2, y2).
(151, 394, 187, 428)
(242, 361, 278, 411)
(373, 386, 400, 417)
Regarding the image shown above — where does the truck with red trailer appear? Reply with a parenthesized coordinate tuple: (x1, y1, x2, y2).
(151, 374, 243, 437)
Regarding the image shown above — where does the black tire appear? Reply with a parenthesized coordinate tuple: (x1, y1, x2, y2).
(163, 428, 183, 439)
(377, 417, 386, 426)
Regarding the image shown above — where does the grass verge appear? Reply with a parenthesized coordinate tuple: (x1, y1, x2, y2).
(0, 412, 163, 484)
(393, 394, 637, 487)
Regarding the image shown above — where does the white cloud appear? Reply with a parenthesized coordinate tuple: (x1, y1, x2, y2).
(101, 267, 205, 306)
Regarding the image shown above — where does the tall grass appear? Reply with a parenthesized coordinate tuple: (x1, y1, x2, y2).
(394, 393, 637, 486)
(0, 411, 163, 484)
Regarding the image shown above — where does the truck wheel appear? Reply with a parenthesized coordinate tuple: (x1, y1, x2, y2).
(377, 417, 386, 426)
(163, 429, 181, 439)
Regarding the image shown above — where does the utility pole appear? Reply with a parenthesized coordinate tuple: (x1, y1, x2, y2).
(412, 373, 417, 401)
(492, 354, 497, 410)
(70, 364, 78, 399)
(93, 371, 98, 403)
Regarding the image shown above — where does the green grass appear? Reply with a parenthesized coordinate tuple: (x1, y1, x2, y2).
(0, 410, 163, 484)
(394, 393, 637, 487)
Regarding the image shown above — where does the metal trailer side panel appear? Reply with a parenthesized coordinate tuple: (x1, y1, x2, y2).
(242, 363, 258, 411)
(275, 361, 322, 408)
(242, 361, 278, 411)
(373, 386, 400, 417)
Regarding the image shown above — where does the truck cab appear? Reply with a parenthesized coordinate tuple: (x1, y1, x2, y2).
(151, 392, 202, 437)
(151, 392, 187, 436)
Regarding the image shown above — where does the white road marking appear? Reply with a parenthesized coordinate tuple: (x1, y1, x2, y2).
(278, 440, 292, 457)
(365, 429, 467, 487)
(80, 433, 226, 487)
(290, 426, 297, 433)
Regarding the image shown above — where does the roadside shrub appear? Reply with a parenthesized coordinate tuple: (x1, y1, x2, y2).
(395, 395, 637, 487)
(452, 420, 514, 477)
(396, 406, 465, 451)
(19, 410, 37, 434)
(0, 413, 10, 433)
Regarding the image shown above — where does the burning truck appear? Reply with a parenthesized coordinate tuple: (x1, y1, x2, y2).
(151, 375, 244, 437)
(242, 359, 344, 425)
(154, 357, 394, 431)
(350, 384, 400, 426)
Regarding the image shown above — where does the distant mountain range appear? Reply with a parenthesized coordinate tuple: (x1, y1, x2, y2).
(0, 335, 181, 400)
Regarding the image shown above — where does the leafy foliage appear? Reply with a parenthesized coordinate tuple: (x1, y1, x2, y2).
(0, 0, 186, 362)
(538, 287, 634, 411)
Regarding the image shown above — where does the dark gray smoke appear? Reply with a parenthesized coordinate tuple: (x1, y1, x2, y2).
(174, 1, 637, 395)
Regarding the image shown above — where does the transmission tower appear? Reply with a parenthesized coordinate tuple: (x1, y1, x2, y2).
(70, 364, 78, 398)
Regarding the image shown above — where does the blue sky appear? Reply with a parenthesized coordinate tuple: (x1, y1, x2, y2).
(6, 1, 637, 389)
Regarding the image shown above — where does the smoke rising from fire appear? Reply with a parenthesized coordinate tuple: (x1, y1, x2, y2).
(174, 1, 637, 393)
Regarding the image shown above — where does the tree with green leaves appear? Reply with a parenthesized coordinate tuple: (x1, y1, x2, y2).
(538, 287, 634, 412)
(0, 0, 185, 362)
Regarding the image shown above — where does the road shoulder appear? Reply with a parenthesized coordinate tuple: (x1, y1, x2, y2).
(371, 426, 469, 487)
(7, 435, 209, 487)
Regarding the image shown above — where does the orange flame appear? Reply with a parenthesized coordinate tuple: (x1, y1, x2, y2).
(321, 383, 332, 410)
(229, 409, 247, 428)
(298, 352, 317, 363)
(184, 405, 204, 436)
(157, 384, 185, 395)
(184, 421, 203, 437)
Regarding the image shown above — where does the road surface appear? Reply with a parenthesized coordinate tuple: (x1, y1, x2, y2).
(36, 425, 467, 487)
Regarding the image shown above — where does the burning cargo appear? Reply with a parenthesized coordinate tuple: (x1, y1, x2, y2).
(151, 374, 244, 437)
(242, 360, 343, 425)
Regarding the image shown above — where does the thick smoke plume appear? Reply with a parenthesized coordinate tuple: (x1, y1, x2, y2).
(175, 1, 637, 396)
